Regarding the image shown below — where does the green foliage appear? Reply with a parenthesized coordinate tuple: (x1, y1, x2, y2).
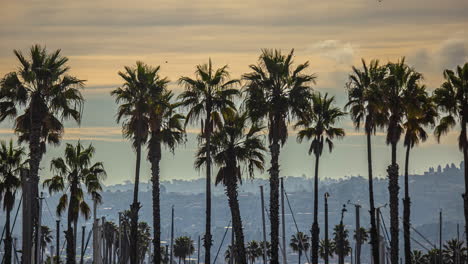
(290, 231, 310, 255)
(174, 236, 195, 263)
(0, 140, 25, 212)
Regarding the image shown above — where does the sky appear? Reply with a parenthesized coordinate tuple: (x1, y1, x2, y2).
(0, 0, 467, 184)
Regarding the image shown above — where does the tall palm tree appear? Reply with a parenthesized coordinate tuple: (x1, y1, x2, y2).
(178, 59, 240, 264)
(145, 68, 185, 264)
(0, 45, 84, 264)
(295, 92, 345, 262)
(290, 232, 310, 264)
(0, 140, 25, 264)
(43, 142, 106, 264)
(434, 63, 468, 245)
(196, 111, 265, 264)
(246, 240, 262, 264)
(137, 222, 151, 264)
(112, 61, 162, 264)
(382, 58, 424, 264)
(402, 85, 437, 264)
(174, 236, 195, 264)
(345, 59, 386, 264)
(243, 49, 315, 264)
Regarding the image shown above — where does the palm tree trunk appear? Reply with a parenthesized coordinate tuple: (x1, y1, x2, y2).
(24, 103, 43, 264)
(461, 115, 468, 252)
(367, 133, 379, 264)
(150, 135, 162, 264)
(130, 126, 142, 264)
(204, 111, 213, 264)
(5, 206, 12, 264)
(311, 152, 320, 264)
(74, 220, 78, 260)
(388, 141, 399, 264)
(269, 137, 281, 264)
(298, 251, 301, 264)
(403, 145, 412, 264)
(225, 170, 247, 264)
(66, 212, 76, 264)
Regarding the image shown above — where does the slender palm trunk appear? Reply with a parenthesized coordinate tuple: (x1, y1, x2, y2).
(461, 115, 468, 250)
(298, 251, 302, 264)
(388, 139, 399, 264)
(24, 103, 43, 264)
(5, 206, 12, 264)
(66, 192, 76, 264)
(204, 110, 213, 264)
(150, 135, 162, 264)
(225, 168, 247, 264)
(311, 152, 320, 264)
(130, 127, 142, 264)
(403, 145, 412, 264)
(269, 137, 281, 264)
(367, 133, 379, 264)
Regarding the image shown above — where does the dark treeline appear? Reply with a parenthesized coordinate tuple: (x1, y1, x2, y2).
(0, 45, 467, 264)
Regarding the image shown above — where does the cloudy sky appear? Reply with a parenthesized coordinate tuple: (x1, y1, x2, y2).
(0, 0, 467, 184)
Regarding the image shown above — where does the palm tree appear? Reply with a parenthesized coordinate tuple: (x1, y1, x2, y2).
(144, 67, 185, 264)
(178, 59, 240, 264)
(137, 222, 151, 264)
(43, 142, 106, 264)
(174, 236, 195, 264)
(0, 140, 25, 264)
(290, 232, 310, 264)
(410, 250, 427, 264)
(345, 59, 386, 264)
(196, 111, 265, 264)
(402, 85, 437, 264)
(433, 63, 468, 245)
(40, 226, 53, 263)
(246, 241, 262, 264)
(353, 227, 369, 245)
(425, 249, 442, 264)
(225, 245, 238, 264)
(319, 239, 335, 260)
(243, 49, 315, 264)
(112, 61, 161, 264)
(0, 45, 84, 264)
(443, 239, 467, 264)
(333, 224, 352, 264)
(382, 58, 424, 264)
(295, 92, 345, 261)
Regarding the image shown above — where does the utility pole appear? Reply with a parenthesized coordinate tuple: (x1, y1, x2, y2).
(36, 192, 44, 264)
(439, 210, 442, 264)
(280, 178, 287, 264)
(56, 220, 60, 264)
(93, 199, 100, 264)
(197, 235, 201, 264)
(348, 200, 362, 264)
(230, 227, 234, 264)
(338, 204, 347, 264)
(118, 212, 122, 264)
(324, 192, 330, 264)
(170, 206, 174, 264)
(260, 185, 267, 264)
(80, 225, 86, 264)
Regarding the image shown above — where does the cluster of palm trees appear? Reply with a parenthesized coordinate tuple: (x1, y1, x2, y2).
(0, 44, 467, 264)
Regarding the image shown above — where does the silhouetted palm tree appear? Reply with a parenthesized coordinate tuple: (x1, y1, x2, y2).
(290, 232, 310, 264)
(410, 250, 426, 264)
(112, 61, 161, 264)
(243, 49, 315, 264)
(402, 84, 437, 264)
(246, 241, 262, 264)
(0, 45, 84, 263)
(0, 140, 25, 264)
(40, 226, 53, 263)
(178, 60, 240, 264)
(383, 58, 424, 264)
(443, 239, 467, 264)
(345, 59, 386, 264)
(43, 142, 106, 264)
(434, 63, 468, 246)
(333, 224, 352, 264)
(319, 239, 335, 261)
(145, 67, 185, 264)
(295, 92, 345, 261)
(196, 111, 264, 264)
(174, 236, 195, 264)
